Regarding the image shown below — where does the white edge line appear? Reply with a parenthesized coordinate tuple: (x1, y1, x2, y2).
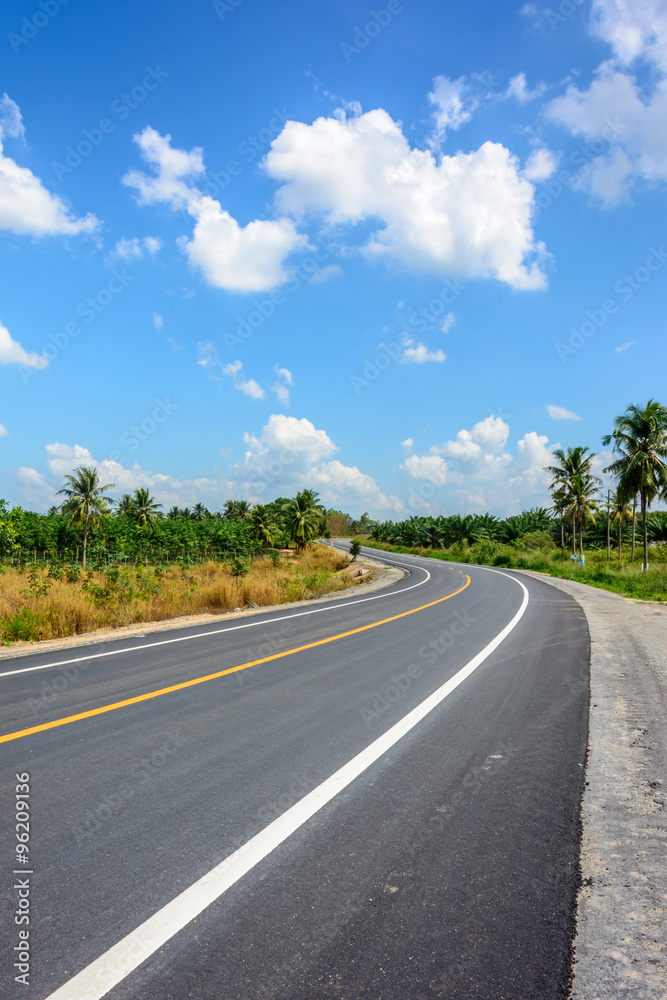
(0, 554, 429, 679)
(44, 569, 529, 1000)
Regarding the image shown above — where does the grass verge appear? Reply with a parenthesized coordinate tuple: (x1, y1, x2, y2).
(363, 540, 667, 603)
(0, 547, 362, 644)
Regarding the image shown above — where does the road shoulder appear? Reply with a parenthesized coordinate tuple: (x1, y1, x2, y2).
(0, 556, 407, 662)
(519, 571, 667, 1000)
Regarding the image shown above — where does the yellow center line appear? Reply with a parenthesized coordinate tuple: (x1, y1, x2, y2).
(1, 575, 471, 744)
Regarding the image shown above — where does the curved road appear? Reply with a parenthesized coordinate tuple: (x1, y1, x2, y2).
(0, 546, 589, 999)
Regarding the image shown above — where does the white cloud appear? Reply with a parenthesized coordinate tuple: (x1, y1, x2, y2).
(219, 358, 266, 399)
(615, 339, 635, 351)
(590, 0, 667, 71)
(400, 340, 447, 364)
(0, 98, 98, 237)
(124, 127, 307, 292)
(309, 264, 342, 284)
(111, 236, 163, 261)
(152, 312, 164, 331)
(545, 404, 582, 420)
(400, 415, 557, 513)
(506, 72, 547, 103)
(441, 312, 456, 333)
(524, 147, 559, 181)
(264, 107, 548, 289)
(238, 413, 403, 511)
(0, 422, 8, 437)
(0, 318, 47, 369)
(428, 76, 479, 137)
(0, 94, 24, 140)
(546, 2, 667, 203)
(271, 364, 293, 406)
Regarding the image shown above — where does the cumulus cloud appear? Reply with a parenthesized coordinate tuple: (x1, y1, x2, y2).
(0, 422, 8, 437)
(17, 443, 236, 512)
(152, 312, 164, 331)
(218, 357, 266, 399)
(111, 236, 162, 261)
(441, 312, 456, 333)
(400, 339, 447, 363)
(400, 415, 557, 513)
(0, 97, 98, 237)
(546, 1, 667, 203)
(506, 72, 547, 103)
(524, 147, 559, 181)
(428, 76, 479, 137)
(0, 318, 47, 369)
(264, 106, 548, 289)
(124, 127, 307, 292)
(546, 404, 582, 420)
(237, 413, 403, 511)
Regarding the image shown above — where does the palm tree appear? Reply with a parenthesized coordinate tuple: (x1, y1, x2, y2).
(563, 473, 601, 558)
(57, 466, 115, 568)
(223, 498, 251, 520)
(281, 494, 322, 552)
(115, 493, 136, 517)
(545, 446, 597, 556)
(191, 502, 210, 521)
(549, 486, 569, 558)
(248, 504, 277, 549)
(132, 488, 163, 529)
(610, 490, 633, 561)
(603, 400, 667, 570)
(167, 506, 182, 519)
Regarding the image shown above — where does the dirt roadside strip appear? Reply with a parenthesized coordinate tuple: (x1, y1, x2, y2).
(519, 571, 667, 1000)
(0, 556, 406, 661)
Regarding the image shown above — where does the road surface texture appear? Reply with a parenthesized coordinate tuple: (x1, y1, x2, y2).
(1, 546, 589, 999)
(518, 573, 667, 1000)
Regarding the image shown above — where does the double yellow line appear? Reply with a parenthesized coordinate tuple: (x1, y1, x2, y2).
(1, 575, 471, 744)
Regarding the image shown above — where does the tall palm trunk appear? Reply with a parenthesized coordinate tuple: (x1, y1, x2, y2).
(641, 490, 648, 570)
(572, 514, 577, 556)
(631, 495, 637, 561)
(579, 517, 584, 558)
(560, 515, 564, 559)
(82, 515, 89, 569)
(618, 518, 622, 560)
(606, 490, 610, 561)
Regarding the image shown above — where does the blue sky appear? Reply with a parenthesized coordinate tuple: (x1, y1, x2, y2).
(1, 0, 665, 517)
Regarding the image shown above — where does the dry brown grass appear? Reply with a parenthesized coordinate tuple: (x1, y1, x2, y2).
(0, 547, 364, 644)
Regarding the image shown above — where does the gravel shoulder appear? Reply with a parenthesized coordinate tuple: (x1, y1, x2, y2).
(0, 556, 406, 662)
(520, 571, 667, 999)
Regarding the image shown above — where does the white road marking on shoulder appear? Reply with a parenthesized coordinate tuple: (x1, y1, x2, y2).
(44, 569, 529, 1000)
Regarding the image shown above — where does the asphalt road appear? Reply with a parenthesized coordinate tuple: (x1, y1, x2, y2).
(0, 546, 590, 999)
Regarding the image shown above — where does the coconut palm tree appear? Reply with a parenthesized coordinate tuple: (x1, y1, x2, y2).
(545, 446, 597, 556)
(57, 466, 115, 568)
(222, 498, 251, 520)
(115, 493, 136, 517)
(248, 504, 277, 549)
(191, 502, 210, 521)
(281, 494, 322, 552)
(549, 486, 570, 558)
(563, 473, 601, 558)
(132, 488, 163, 529)
(603, 399, 667, 570)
